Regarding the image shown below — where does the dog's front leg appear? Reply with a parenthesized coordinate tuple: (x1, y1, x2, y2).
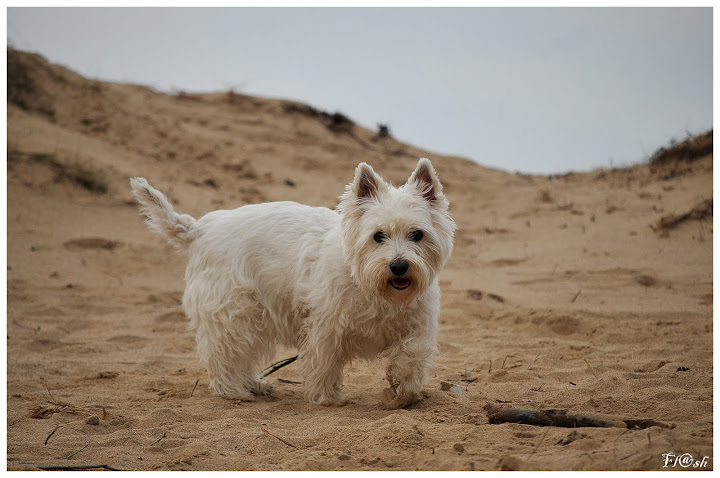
(300, 332, 349, 406)
(383, 336, 436, 409)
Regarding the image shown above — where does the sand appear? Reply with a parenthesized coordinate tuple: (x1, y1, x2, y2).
(6, 48, 713, 471)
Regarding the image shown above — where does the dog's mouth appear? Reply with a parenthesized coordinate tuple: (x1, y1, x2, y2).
(389, 277, 412, 290)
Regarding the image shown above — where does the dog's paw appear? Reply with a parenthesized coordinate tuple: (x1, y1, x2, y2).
(250, 379, 274, 396)
(225, 391, 256, 402)
(382, 387, 422, 409)
(309, 391, 350, 407)
(317, 397, 351, 407)
(211, 382, 256, 402)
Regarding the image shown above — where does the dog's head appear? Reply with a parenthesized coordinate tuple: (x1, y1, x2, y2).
(337, 158, 456, 306)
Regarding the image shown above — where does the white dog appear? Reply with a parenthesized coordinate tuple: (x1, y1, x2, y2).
(130, 158, 455, 408)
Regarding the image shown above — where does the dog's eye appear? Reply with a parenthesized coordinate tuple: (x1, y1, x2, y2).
(373, 232, 387, 243)
(409, 230, 424, 242)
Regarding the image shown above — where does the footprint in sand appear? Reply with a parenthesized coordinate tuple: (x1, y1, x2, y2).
(466, 289, 506, 303)
(64, 238, 122, 251)
(107, 335, 148, 349)
(491, 257, 528, 267)
(145, 291, 183, 306)
(154, 311, 186, 324)
(633, 360, 669, 373)
(153, 311, 188, 333)
(531, 315, 584, 336)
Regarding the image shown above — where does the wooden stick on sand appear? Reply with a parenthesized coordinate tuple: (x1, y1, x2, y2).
(483, 403, 674, 430)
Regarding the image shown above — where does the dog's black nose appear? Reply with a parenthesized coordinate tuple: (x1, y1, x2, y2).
(389, 259, 409, 276)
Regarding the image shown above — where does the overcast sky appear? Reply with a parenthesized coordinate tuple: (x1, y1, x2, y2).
(6, 7, 713, 174)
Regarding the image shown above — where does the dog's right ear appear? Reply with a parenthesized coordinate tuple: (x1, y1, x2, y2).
(352, 162, 384, 200)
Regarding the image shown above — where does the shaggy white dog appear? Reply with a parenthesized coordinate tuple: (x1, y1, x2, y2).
(130, 158, 455, 408)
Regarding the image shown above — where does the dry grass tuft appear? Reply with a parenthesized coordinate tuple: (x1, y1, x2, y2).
(8, 150, 109, 194)
(651, 198, 712, 236)
(649, 130, 712, 166)
(537, 189, 554, 203)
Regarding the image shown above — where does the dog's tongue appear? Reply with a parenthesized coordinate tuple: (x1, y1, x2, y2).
(391, 278, 411, 290)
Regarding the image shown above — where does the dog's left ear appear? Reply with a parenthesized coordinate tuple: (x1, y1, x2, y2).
(408, 158, 443, 202)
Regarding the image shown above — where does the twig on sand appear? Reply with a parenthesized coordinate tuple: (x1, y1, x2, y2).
(527, 354, 540, 370)
(39, 464, 122, 471)
(41, 424, 94, 459)
(570, 289, 582, 303)
(261, 427, 297, 448)
(66, 440, 90, 459)
(483, 403, 674, 429)
(44, 385, 56, 403)
(61, 427, 91, 459)
(190, 378, 199, 397)
(584, 358, 599, 378)
(44, 425, 59, 445)
(150, 431, 167, 446)
(445, 367, 478, 384)
(261, 355, 299, 378)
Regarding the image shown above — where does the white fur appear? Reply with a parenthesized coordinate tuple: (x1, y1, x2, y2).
(130, 158, 455, 408)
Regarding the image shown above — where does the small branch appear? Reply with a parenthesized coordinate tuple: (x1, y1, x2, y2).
(39, 465, 122, 471)
(584, 358, 599, 378)
(527, 354, 540, 370)
(44, 385, 56, 403)
(62, 426, 91, 459)
(66, 440, 90, 459)
(150, 431, 167, 446)
(446, 367, 478, 384)
(445, 378, 478, 384)
(190, 378, 199, 397)
(261, 355, 298, 378)
(261, 427, 297, 448)
(42, 425, 93, 460)
(44, 425, 59, 445)
(484, 403, 674, 429)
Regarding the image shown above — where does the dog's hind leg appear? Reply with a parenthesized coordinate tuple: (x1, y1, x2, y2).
(187, 291, 276, 401)
(302, 353, 348, 406)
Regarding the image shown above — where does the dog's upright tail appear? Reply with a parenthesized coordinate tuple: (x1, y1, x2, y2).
(129, 177, 197, 250)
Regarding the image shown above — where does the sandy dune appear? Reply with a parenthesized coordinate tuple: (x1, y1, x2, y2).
(6, 49, 713, 471)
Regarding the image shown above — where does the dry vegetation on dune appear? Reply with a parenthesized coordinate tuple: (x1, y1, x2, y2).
(6, 48, 713, 471)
